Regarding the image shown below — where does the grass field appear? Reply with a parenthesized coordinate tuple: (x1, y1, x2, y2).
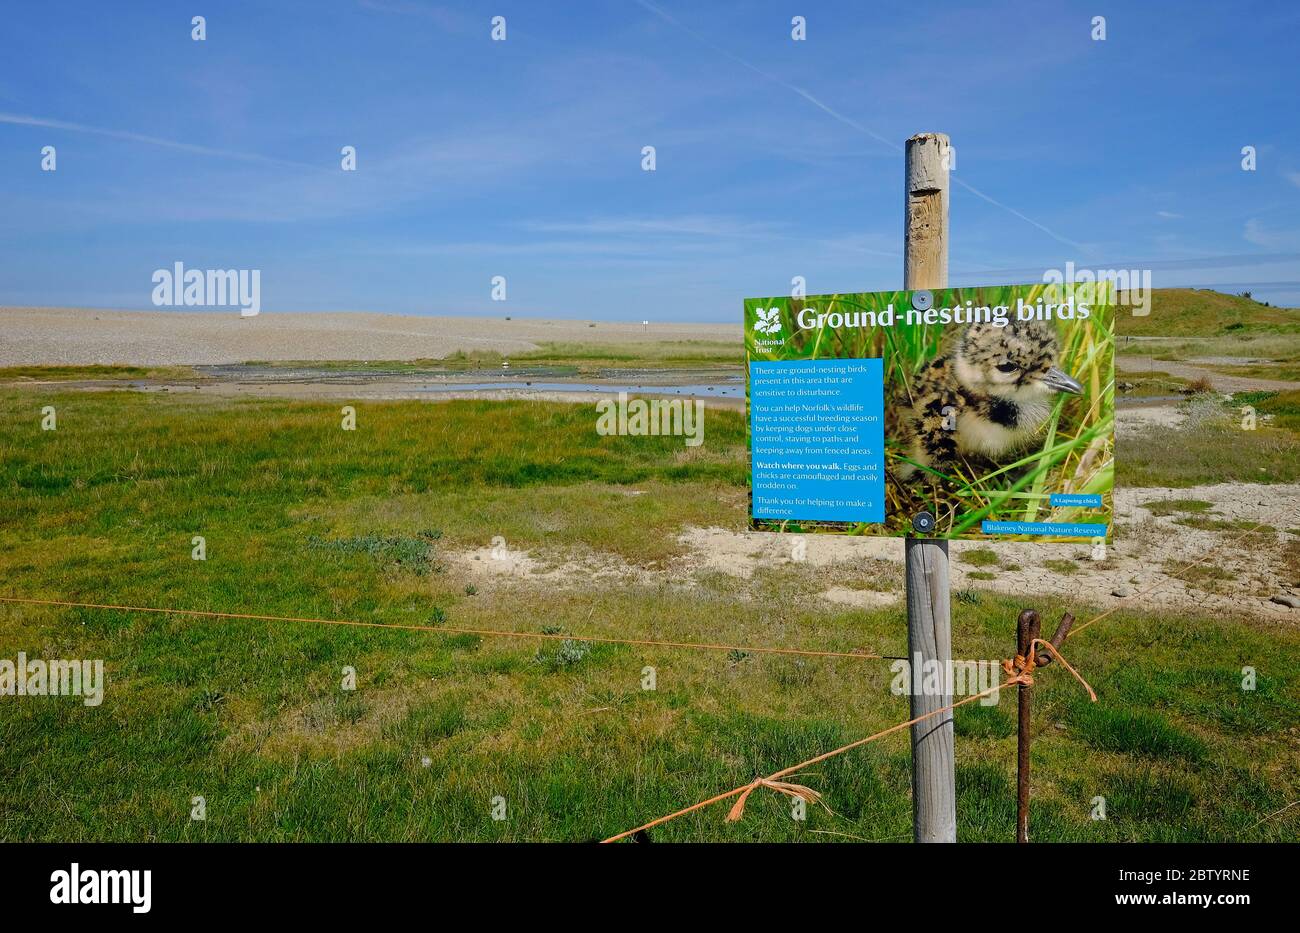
(2, 386, 1298, 842)
(1118, 288, 1300, 337)
(1122, 393, 1300, 486)
(1114, 368, 1194, 397)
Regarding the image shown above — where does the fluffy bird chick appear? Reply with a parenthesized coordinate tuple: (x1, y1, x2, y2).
(889, 318, 1082, 479)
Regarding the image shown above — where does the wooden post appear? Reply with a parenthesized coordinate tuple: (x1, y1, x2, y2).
(903, 132, 955, 843)
(904, 133, 950, 292)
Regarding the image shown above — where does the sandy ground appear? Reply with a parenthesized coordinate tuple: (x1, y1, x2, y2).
(449, 401, 1298, 621)
(1118, 354, 1299, 393)
(454, 480, 1300, 622)
(0, 307, 740, 366)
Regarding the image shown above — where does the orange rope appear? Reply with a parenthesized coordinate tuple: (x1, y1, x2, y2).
(1028, 638, 1096, 700)
(726, 778, 829, 823)
(0, 595, 882, 662)
(603, 643, 1096, 842)
(603, 679, 1010, 842)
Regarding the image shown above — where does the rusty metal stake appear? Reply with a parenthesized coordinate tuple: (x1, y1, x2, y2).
(1015, 609, 1040, 843)
(1016, 609, 1075, 843)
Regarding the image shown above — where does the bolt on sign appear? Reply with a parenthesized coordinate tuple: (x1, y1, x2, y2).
(745, 282, 1115, 541)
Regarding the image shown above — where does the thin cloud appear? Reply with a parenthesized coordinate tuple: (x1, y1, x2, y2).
(356, 0, 472, 32)
(0, 112, 322, 171)
(633, 0, 896, 153)
(1244, 218, 1300, 249)
(520, 215, 782, 238)
(949, 176, 1085, 251)
(632, 0, 1085, 252)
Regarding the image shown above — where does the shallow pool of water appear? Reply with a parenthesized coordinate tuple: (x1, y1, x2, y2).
(414, 381, 743, 397)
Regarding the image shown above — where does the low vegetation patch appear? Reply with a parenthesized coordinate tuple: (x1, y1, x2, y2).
(961, 548, 1000, 567)
(0, 364, 199, 382)
(1140, 499, 1215, 517)
(307, 531, 442, 575)
(1120, 419, 1299, 486)
(1066, 704, 1208, 763)
(1162, 558, 1238, 594)
(1174, 516, 1275, 536)
(1114, 368, 1191, 397)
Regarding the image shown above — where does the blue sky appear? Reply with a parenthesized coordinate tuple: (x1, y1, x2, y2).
(2, 0, 1299, 320)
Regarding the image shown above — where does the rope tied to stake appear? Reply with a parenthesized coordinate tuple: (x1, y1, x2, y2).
(1001, 653, 1036, 686)
(1001, 637, 1097, 701)
(725, 776, 829, 822)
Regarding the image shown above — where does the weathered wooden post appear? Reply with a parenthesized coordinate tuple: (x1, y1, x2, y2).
(903, 132, 956, 843)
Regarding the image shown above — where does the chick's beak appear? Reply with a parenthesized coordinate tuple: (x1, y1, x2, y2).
(1041, 367, 1083, 394)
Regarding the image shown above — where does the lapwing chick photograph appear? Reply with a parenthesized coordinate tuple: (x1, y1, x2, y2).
(889, 317, 1085, 482)
(878, 289, 1113, 537)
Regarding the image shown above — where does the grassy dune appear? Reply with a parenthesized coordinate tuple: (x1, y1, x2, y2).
(1118, 289, 1299, 337)
(2, 388, 1298, 841)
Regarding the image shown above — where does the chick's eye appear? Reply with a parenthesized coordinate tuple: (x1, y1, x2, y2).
(995, 362, 1018, 373)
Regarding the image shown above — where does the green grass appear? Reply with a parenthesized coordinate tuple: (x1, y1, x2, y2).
(1, 386, 1298, 841)
(511, 340, 741, 367)
(1118, 332, 1300, 367)
(953, 702, 1015, 739)
(1116, 288, 1299, 337)
(1238, 388, 1300, 432)
(1161, 559, 1238, 594)
(1174, 516, 1276, 535)
(1114, 368, 1193, 397)
(307, 531, 443, 575)
(1120, 405, 1300, 486)
(1204, 361, 1300, 382)
(1065, 704, 1208, 762)
(1236, 389, 1300, 411)
(0, 364, 200, 382)
(1140, 498, 1215, 517)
